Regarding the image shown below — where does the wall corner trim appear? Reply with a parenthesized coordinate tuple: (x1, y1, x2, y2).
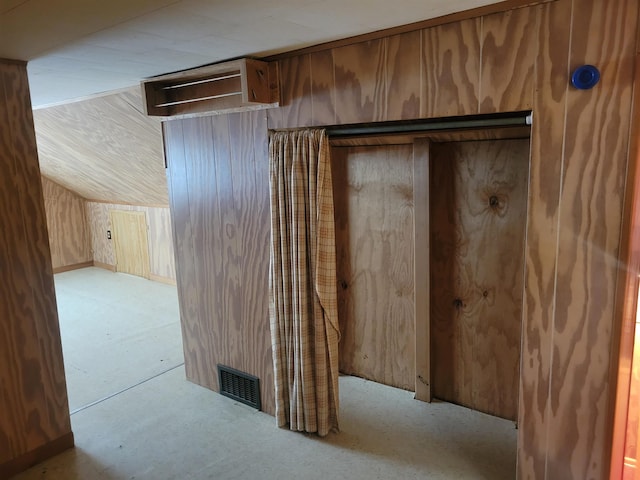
(0, 432, 74, 478)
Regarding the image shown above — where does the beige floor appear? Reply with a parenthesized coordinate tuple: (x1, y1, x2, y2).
(13, 267, 517, 480)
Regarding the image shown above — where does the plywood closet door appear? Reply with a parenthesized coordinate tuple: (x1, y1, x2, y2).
(110, 210, 151, 279)
(430, 139, 529, 421)
(333, 144, 415, 391)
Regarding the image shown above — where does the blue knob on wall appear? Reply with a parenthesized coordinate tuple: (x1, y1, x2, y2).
(571, 65, 600, 90)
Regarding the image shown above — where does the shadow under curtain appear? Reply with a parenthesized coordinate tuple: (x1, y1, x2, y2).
(268, 129, 340, 436)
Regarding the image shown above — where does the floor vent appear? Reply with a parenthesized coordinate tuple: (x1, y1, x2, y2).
(217, 365, 261, 410)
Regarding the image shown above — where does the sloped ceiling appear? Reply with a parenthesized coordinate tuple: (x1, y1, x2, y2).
(33, 88, 167, 205)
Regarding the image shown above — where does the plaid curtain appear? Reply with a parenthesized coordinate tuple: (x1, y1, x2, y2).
(268, 129, 340, 436)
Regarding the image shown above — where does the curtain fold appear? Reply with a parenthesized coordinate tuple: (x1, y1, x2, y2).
(268, 129, 340, 436)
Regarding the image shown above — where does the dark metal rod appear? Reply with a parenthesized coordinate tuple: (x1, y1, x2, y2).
(324, 111, 532, 138)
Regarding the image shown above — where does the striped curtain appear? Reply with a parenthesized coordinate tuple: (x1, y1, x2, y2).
(268, 129, 340, 436)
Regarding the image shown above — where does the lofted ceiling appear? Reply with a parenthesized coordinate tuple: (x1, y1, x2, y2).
(6, 0, 499, 205)
(33, 88, 166, 205)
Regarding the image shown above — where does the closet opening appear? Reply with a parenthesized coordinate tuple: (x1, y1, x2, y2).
(328, 117, 531, 474)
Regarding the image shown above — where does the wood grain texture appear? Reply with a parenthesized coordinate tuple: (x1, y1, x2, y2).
(624, 323, 640, 474)
(164, 119, 205, 386)
(85, 202, 176, 282)
(386, 31, 421, 121)
(0, 59, 71, 472)
(267, 55, 312, 129)
(518, 1, 570, 477)
(334, 144, 416, 391)
(265, 0, 554, 62)
(422, 18, 481, 118)
(546, 0, 638, 478)
(430, 139, 529, 421)
(479, 6, 538, 113)
(610, 23, 640, 478)
(33, 87, 167, 205)
(310, 50, 336, 126)
(413, 139, 431, 401)
(160, 0, 639, 474)
(334, 39, 387, 124)
(0, 431, 74, 479)
(110, 210, 151, 279)
(41, 176, 92, 270)
(164, 110, 274, 414)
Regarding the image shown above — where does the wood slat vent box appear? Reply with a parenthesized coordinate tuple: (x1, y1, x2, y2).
(141, 58, 279, 118)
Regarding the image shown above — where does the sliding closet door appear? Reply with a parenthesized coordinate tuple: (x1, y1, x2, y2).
(333, 144, 416, 391)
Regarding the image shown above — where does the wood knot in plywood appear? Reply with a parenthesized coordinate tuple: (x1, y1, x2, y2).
(453, 298, 464, 309)
(486, 192, 508, 217)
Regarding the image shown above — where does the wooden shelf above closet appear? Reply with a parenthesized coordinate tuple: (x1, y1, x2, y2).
(141, 58, 279, 118)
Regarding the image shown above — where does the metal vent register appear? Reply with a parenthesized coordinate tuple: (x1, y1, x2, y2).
(217, 365, 261, 410)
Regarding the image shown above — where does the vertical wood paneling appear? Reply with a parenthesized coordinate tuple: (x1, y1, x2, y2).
(181, 116, 218, 389)
(247, 111, 274, 412)
(422, 18, 481, 118)
(213, 113, 243, 376)
(41, 176, 91, 269)
(386, 31, 421, 121)
(164, 119, 204, 384)
(413, 139, 431, 401)
(85, 202, 114, 266)
(0, 59, 71, 474)
(518, 1, 571, 478)
(145, 207, 176, 281)
(479, 7, 538, 113)
(546, 0, 638, 478)
(229, 112, 273, 412)
(334, 39, 387, 124)
(267, 55, 312, 129)
(334, 144, 415, 391)
(85, 202, 176, 281)
(310, 50, 336, 126)
(163, 0, 640, 473)
(430, 139, 529, 421)
(164, 110, 274, 414)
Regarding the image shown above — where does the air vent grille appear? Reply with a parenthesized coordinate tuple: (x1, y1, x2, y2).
(217, 365, 261, 410)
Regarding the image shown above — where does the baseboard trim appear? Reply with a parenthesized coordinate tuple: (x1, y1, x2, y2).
(93, 261, 116, 272)
(0, 431, 74, 478)
(52, 261, 93, 274)
(150, 273, 177, 286)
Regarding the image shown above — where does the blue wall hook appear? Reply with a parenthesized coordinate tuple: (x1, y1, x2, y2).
(571, 65, 600, 90)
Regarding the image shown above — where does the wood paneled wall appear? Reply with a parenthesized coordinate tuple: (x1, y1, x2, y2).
(164, 0, 638, 477)
(163, 111, 273, 414)
(0, 59, 73, 478)
(430, 139, 529, 421)
(333, 144, 415, 391)
(41, 176, 92, 271)
(86, 202, 176, 283)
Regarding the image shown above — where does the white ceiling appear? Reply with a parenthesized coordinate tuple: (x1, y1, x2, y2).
(1, 0, 497, 108)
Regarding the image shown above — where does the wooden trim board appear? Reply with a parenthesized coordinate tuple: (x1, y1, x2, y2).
(608, 17, 640, 477)
(150, 273, 177, 286)
(93, 261, 116, 272)
(413, 139, 431, 401)
(52, 261, 93, 274)
(0, 432, 74, 479)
